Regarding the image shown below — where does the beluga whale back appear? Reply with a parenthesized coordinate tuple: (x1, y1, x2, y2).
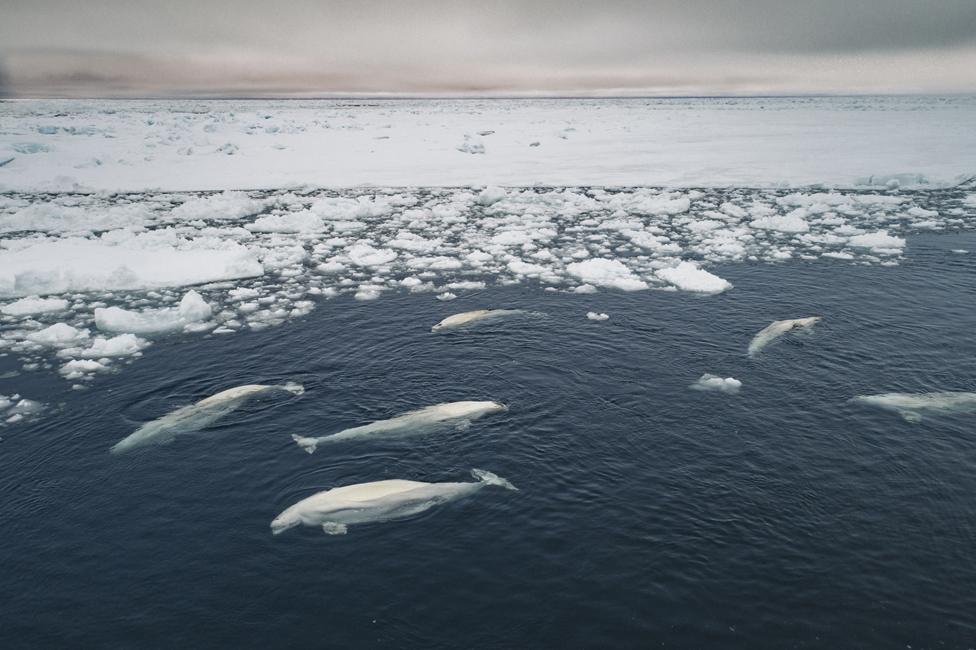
(270, 469, 518, 535)
(111, 382, 304, 454)
(748, 317, 822, 357)
(431, 309, 524, 332)
(851, 391, 976, 422)
(291, 400, 506, 454)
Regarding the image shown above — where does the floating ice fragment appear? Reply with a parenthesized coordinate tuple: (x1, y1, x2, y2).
(586, 312, 609, 321)
(27, 323, 90, 347)
(94, 290, 212, 334)
(690, 374, 742, 394)
(2, 296, 69, 316)
(566, 259, 648, 291)
(655, 262, 732, 294)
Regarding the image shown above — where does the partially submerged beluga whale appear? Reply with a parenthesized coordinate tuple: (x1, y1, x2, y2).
(431, 309, 525, 332)
(748, 317, 822, 357)
(291, 400, 506, 454)
(111, 382, 304, 454)
(851, 392, 976, 422)
(270, 469, 518, 535)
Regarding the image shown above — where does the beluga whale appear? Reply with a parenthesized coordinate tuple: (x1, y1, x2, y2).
(270, 469, 518, 535)
(851, 391, 976, 422)
(291, 400, 506, 454)
(748, 317, 822, 357)
(431, 309, 525, 332)
(111, 382, 304, 454)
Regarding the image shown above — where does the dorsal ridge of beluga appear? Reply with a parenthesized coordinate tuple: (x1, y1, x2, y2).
(747, 316, 822, 357)
(290, 400, 508, 454)
(430, 309, 525, 332)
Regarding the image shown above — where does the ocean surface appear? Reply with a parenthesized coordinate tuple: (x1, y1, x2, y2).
(2, 228, 975, 648)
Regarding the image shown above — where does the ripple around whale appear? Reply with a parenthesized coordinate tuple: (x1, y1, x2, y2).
(1, 231, 976, 648)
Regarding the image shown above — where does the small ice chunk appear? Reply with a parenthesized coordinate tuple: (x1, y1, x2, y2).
(566, 259, 648, 291)
(655, 261, 732, 294)
(750, 210, 810, 233)
(80, 334, 150, 358)
(94, 290, 212, 334)
(847, 230, 906, 253)
(477, 186, 507, 206)
(2, 296, 69, 316)
(690, 374, 742, 394)
(60, 359, 105, 379)
(586, 312, 609, 321)
(26, 323, 89, 347)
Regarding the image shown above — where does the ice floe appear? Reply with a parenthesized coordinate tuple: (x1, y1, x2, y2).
(0, 183, 971, 386)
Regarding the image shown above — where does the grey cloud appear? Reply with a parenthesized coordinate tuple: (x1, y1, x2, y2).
(1, 0, 974, 96)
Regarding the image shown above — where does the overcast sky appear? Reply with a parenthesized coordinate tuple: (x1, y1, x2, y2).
(1, 0, 974, 97)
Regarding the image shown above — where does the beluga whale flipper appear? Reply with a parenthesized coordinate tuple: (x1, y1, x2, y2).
(270, 469, 518, 536)
(111, 382, 304, 454)
(748, 317, 821, 357)
(291, 400, 506, 454)
(851, 391, 976, 422)
(431, 309, 525, 332)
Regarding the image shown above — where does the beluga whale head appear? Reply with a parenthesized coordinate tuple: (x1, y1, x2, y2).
(270, 510, 302, 535)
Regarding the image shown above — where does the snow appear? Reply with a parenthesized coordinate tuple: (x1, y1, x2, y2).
(690, 374, 742, 394)
(2, 296, 68, 315)
(1, 96, 974, 191)
(655, 262, 732, 294)
(0, 238, 263, 297)
(566, 259, 648, 291)
(94, 290, 212, 334)
(586, 312, 610, 321)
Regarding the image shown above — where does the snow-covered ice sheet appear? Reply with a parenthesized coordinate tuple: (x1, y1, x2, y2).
(1, 96, 974, 192)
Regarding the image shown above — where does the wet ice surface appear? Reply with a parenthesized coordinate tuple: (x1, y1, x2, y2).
(2, 230, 976, 648)
(1, 185, 973, 394)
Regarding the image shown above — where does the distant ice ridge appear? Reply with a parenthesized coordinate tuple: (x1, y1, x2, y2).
(1, 96, 974, 191)
(0, 184, 972, 385)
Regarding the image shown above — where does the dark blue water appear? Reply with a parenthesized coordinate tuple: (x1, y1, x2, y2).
(2, 232, 976, 649)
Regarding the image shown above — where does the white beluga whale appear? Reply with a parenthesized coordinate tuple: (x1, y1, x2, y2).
(291, 400, 506, 454)
(270, 469, 518, 535)
(851, 392, 976, 422)
(111, 382, 304, 454)
(431, 309, 525, 332)
(748, 317, 822, 357)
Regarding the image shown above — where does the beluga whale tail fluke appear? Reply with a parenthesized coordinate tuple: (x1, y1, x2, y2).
(748, 316, 822, 357)
(291, 434, 319, 454)
(471, 468, 518, 491)
(111, 382, 304, 454)
(270, 469, 518, 536)
(290, 400, 507, 453)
